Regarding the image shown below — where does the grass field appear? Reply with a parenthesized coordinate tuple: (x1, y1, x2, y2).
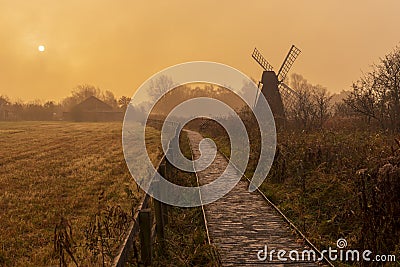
(0, 122, 161, 266)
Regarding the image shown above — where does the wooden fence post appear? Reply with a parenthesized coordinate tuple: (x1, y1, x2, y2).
(158, 161, 169, 226)
(139, 208, 152, 266)
(152, 179, 165, 244)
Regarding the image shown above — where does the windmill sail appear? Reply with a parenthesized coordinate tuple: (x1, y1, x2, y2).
(278, 82, 299, 112)
(252, 48, 274, 71)
(277, 45, 301, 83)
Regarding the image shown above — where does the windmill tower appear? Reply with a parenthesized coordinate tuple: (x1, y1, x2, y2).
(252, 45, 301, 123)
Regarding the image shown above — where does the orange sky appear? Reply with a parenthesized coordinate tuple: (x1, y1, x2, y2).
(1, 0, 399, 102)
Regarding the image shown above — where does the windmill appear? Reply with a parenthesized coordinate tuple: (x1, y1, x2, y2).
(252, 45, 301, 122)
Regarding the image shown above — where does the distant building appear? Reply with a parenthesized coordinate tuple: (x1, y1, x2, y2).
(0, 106, 17, 121)
(0, 108, 9, 120)
(63, 96, 123, 121)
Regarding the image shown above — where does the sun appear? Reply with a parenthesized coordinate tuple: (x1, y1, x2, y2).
(38, 45, 45, 52)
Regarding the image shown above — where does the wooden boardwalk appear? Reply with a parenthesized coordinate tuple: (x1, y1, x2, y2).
(186, 131, 322, 267)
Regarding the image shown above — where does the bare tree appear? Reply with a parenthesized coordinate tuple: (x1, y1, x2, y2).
(102, 90, 118, 108)
(313, 85, 332, 128)
(71, 84, 101, 102)
(288, 74, 332, 130)
(289, 74, 317, 129)
(345, 73, 380, 125)
(148, 75, 175, 101)
(345, 46, 400, 131)
(62, 84, 117, 110)
(62, 84, 101, 109)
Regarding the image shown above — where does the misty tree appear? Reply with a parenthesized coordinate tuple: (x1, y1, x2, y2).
(62, 84, 101, 108)
(72, 84, 101, 102)
(62, 84, 117, 109)
(148, 75, 175, 101)
(147, 75, 176, 115)
(118, 96, 131, 109)
(313, 85, 333, 128)
(345, 46, 400, 131)
(289, 74, 315, 129)
(102, 90, 118, 108)
(0, 95, 10, 107)
(0, 95, 10, 120)
(44, 101, 55, 109)
(240, 78, 258, 105)
(330, 91, 353, 116)
(288, 74, 332, 129)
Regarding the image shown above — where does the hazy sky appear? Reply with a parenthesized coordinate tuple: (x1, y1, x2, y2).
(1, 0, 399, 102)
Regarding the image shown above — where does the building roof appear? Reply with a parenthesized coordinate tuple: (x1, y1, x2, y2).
(74, 96, 113, 111)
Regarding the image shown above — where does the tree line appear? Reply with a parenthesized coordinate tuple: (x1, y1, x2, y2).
(0, 85, 131, 121)
(281, 45, 400, 132)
